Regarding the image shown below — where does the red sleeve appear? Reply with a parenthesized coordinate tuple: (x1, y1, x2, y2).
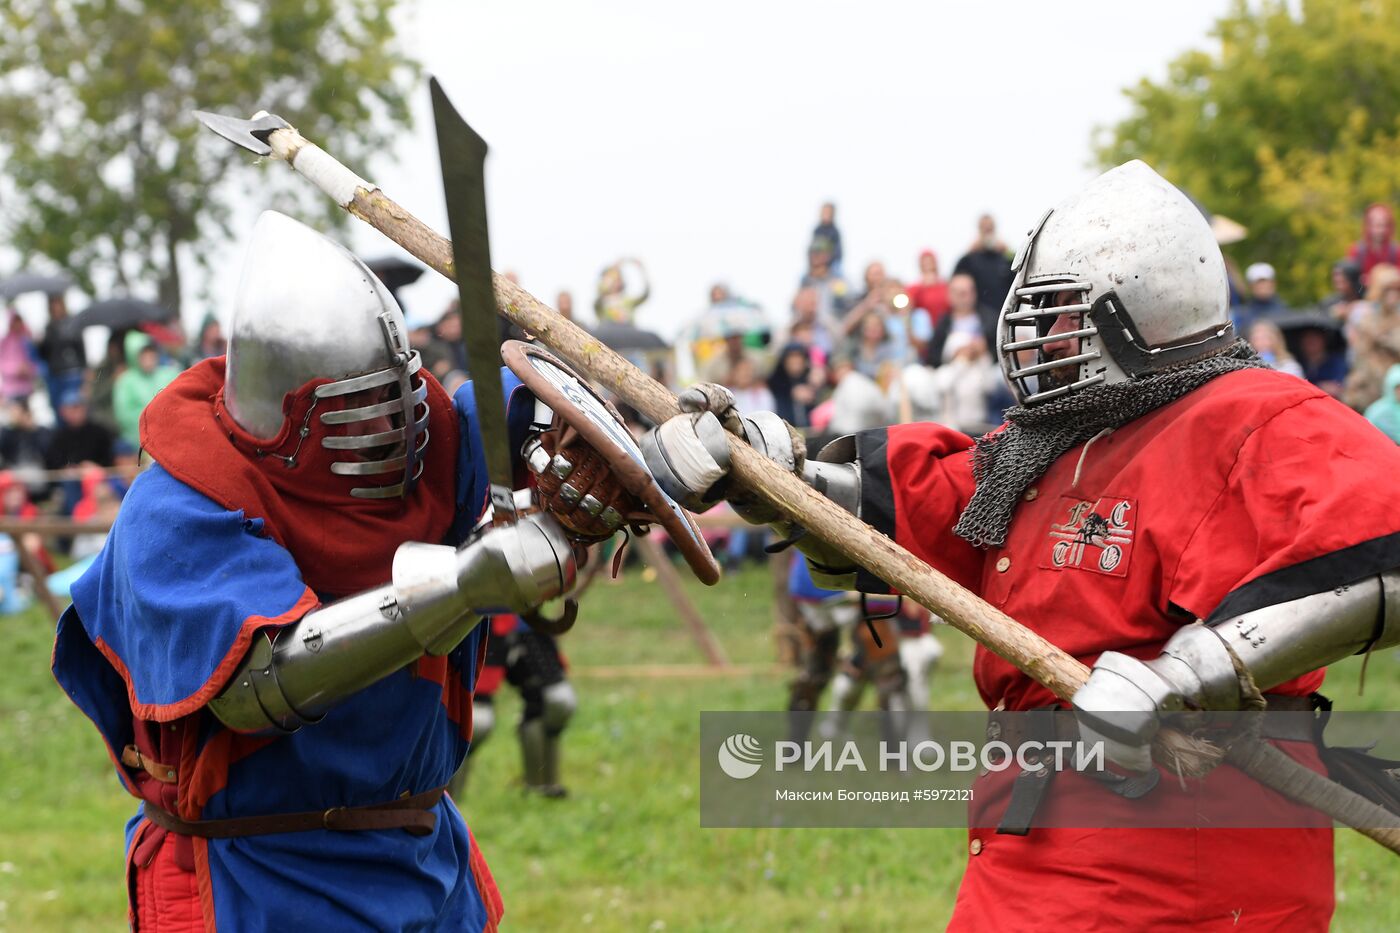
(855, 423, 985, 594)
(1169, 396, 1400, 623)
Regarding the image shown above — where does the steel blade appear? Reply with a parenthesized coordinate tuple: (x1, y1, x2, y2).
(430, 77, 516, 519)
(192, 109, 290, 156)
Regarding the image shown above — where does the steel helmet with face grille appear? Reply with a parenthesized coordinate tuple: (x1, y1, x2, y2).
(996, 160, 1233, 405)
(224, 211, 429, 499)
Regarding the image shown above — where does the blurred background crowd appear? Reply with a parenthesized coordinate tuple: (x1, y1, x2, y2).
(3, 193, 1400, 607)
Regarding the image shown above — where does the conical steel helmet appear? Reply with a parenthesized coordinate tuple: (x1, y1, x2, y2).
(225, 211, 429, 498)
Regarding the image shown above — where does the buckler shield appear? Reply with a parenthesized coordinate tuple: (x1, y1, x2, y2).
(502, 340, 720, 585)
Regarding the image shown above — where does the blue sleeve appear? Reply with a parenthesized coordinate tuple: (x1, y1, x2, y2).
(910, 309, 933, 343)
(789, 555, 843, 601)
(449, 367, 536, 545)
(53, 466, 316, 771)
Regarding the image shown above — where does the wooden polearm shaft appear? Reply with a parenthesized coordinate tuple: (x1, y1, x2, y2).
(348, 184, 1091, 699)
(239, 117, 1400, 853)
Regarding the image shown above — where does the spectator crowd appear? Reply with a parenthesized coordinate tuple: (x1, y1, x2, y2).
(4, 196, 1400, 605)
(683, 199, 1400, 457)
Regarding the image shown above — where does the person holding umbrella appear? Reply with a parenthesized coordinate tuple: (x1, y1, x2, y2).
(38, 292, 88, 406)
(0, 307, 40, 404)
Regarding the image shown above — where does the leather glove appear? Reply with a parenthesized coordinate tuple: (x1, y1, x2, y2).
(641, 383, 805, 513)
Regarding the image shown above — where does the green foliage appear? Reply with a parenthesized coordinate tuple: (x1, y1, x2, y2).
(1096, 0, 1400, 305)
(0, 0, 418, 313)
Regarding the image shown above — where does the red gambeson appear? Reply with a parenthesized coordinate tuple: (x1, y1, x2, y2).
(854, 368, 1400, 931)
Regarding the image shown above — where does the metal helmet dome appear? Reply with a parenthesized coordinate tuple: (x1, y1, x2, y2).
(996, 160, 1233, 405)
(225, 211, 429, 498)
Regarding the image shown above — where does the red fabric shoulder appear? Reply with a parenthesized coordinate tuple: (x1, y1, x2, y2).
(1169, 382, 1400, 621)
(139, 358, 462, 594)
(861, 422, 985, 594)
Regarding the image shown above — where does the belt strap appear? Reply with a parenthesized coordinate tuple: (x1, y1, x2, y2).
(121, 745, 178, 784)
(996, 765, 1056, 836)
(988, 693, 1320, 835)
(141, 786, 448, 839)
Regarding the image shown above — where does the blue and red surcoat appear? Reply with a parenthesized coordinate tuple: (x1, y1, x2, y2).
(53, 366, 534, 932)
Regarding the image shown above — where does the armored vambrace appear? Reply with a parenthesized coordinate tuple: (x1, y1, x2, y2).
(208, 511, 576, 733)
(1074, 570, 1400, 747)
(766, 435, 864, 587)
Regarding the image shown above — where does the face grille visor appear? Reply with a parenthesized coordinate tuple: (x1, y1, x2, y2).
(995, 210, 1106, 405)
(997, 280, 1105, 405)
(314, 313, 429, 499)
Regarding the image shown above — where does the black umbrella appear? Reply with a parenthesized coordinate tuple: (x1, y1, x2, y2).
(1274, 309, 1346, 356)
(589, 321, 669, 352)
(66, 298, 177, 332)
(0, 271, 73, 301)
(366, 256, 425, 307)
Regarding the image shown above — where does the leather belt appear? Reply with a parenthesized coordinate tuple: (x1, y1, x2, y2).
(141, 785, 448, 839)
(987, 694, 1319, 836)
(987, 693, 1317, 749)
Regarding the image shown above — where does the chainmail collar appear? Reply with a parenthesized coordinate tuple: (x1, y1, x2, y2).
(952, 340, 1266, 548)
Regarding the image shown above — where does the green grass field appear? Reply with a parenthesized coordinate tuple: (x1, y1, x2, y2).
(1, 559, 1396, 930)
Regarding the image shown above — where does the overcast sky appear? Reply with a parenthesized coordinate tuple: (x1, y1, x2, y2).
(16, 0, 1235, 342)
(370, 0, 1230, 336)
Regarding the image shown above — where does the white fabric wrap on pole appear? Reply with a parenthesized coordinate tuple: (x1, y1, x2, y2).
(289, 143, 373, 206)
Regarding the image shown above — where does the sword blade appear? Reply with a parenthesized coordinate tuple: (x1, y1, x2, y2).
(430, 78, 515, 516)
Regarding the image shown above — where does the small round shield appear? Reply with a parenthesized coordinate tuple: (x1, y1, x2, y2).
(501, 340, 721, 585)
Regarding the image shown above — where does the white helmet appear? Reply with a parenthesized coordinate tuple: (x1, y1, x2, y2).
(996, 160, 1233, 405)
(225, 211, 429, 499)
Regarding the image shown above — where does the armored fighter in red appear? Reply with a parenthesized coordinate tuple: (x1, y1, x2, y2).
(645, 161, 1400, 931)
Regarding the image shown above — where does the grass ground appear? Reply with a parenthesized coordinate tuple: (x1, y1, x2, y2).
(0, 559, 1396, 930)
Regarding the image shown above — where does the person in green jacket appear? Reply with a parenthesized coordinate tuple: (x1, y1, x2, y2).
(112, 331, 180, 447)
(1364, 363, 1400, 443)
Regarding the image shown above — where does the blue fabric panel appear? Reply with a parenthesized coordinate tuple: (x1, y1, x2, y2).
(60, 464, 312, 718)
(789, 554, 846, 602)
(450, 368, 534, 545)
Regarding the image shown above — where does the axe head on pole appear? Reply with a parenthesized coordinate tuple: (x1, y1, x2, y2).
(193, 109, 292, 156)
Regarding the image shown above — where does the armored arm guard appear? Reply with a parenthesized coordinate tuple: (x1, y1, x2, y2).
(1074, 570, 1400, 745)
(208, 511, 576, 733)
(644, 401, 865, 582)
(774, 435, 864, 589)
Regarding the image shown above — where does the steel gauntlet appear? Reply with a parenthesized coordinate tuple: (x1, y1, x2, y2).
(209, 511, 576, 733)
(1073, 570, 1400, 748)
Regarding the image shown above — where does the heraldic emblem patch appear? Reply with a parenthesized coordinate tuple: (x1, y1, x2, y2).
(1042, 496, 1137, 577)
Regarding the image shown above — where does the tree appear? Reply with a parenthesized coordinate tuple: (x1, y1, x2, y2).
(1096, 0, 1400, 305)
(0, 0, 419, 316)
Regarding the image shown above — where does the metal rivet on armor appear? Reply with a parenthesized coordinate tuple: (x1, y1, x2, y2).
(970, 839, 983, 855)
(524, 439, 551, 475)
(167, 770, 176, 779)
(549, 455, 575, 480)
(996, 557, 1011, 573)
(580, 494, 604, 517)
(1023, 487, 1039, 502)
(559, 483, 582, 505)
(601, 506, 623, 529)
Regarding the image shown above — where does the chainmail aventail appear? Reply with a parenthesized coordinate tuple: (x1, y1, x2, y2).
(953, 341, 1266, 548)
